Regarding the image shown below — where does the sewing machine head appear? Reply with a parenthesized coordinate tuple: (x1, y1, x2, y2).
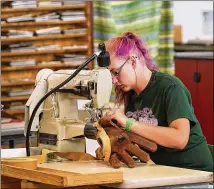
(25, 68, 112, 152)
(43, 68, 112, 121)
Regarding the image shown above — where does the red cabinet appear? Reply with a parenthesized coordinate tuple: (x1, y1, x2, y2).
(175, 56, 213, 145)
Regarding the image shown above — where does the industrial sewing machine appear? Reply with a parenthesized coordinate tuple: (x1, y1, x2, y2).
(24, 68, 112, 153)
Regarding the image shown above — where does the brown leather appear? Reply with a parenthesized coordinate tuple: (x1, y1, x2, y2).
(53, 152, 97, 161)
(93, 122, 111, 162)
(97, 118, 152, 168)
(126, 132, 157, 152)
(99, 118, 158, 152)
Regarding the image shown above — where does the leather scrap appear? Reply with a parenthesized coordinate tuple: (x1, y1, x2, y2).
(46, 152, 97, 162)
(93, 121, 111, 162)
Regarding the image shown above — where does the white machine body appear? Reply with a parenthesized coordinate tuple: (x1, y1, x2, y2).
(25, 68, 112, 152)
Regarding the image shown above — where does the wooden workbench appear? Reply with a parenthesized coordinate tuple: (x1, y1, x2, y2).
(1, 159, 213, 189)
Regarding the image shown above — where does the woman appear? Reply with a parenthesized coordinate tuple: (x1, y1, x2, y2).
(103, 31, 213, 172)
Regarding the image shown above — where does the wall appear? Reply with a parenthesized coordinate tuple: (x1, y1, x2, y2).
(173, 1, 213, 43)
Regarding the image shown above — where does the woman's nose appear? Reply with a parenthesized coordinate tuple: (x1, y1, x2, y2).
(112, 76, 119, 85)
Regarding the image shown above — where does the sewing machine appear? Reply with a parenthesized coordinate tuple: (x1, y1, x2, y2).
(24, 68, 112, 153)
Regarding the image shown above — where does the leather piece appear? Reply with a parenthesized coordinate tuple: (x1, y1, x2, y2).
(97, 118, 154, 168)
(53, 152, 97, 161)
(46, 151, 98, 163)
(93, 122, 111, 162)
(126, 131, 158, 152)
(99, 118, 158, 152)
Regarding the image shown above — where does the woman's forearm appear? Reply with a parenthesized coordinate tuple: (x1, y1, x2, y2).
(130, 121, 186, 149)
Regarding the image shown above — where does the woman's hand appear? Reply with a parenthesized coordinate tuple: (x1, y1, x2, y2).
(104, 109, 128, 128)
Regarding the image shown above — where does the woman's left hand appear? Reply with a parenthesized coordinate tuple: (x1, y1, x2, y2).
(103, 109, 128, 128)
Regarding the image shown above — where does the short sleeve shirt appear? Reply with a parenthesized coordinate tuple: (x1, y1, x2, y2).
(125, 70, 213, 172)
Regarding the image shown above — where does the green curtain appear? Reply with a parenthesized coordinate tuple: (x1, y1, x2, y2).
(93, 1, 174, 74)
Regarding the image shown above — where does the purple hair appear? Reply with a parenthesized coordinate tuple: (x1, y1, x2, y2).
(115, 32, 156, 70)
(106, 32, 157, 106)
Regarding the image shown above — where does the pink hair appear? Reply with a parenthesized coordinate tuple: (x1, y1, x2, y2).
(106, 31, 157, 106)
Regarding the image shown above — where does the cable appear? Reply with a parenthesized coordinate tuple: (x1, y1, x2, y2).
(26, 53, 99, 156)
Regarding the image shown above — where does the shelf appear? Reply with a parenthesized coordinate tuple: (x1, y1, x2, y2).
(1, 33, 87, 43)
(2, 80, 35, 87)
(2, 20, 86, 27)
(2, 5, 86, 13)
(174, 44, 214, 52)
(3, 109, 25, 115)
(1, 2, 93, 119)
(2, 63, 72, 71)
(1, 95, 30, 102)
(2, 48, 87, 57)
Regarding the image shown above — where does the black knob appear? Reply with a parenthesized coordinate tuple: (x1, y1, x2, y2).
(84, 122, 98, 140)
(97, 43, 110, 67)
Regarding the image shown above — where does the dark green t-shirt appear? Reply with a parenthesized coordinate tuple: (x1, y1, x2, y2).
(125, 70, 213, 172)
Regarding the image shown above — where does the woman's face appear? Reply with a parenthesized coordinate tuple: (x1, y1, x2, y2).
(108, 56, 136, 92)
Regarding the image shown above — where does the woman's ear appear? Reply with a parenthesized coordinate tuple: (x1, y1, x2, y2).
(131, 56, 137, 69)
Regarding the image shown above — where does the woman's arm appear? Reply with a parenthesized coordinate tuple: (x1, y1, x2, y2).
(129, 118, 190, 149)
(107, 110, 190, 149)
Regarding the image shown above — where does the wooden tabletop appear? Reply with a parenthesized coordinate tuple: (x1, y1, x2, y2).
(1, 150, 213, 188)
(39, 161, 213, 188)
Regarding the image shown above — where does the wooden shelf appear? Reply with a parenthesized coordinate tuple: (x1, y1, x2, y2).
(175, 44, 214, 52)
(2, 48, 87, 57)
(2, 63, 73, 71)
(1, 2, 93, 119)
(2, 20, 86, 27)
(1, 33, 87, 43)
(2, 5, 86, 13)
(3, 109, 25, 115)
(1, 95, 30, 102)
(2, 80, 35, 87)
